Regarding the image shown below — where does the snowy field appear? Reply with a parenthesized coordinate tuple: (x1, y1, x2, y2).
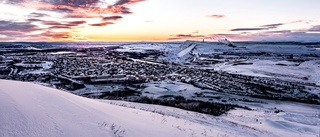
(115, 43, 165, 53)
(1, 80, 319, 137)
(214, 59, 320, 86)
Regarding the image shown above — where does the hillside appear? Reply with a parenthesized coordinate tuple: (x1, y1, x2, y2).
(0, 80, 318, 137)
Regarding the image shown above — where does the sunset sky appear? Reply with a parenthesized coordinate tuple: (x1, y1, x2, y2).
(1, 0, 320, 42)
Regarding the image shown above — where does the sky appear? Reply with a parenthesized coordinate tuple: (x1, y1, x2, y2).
(0, 0, 320, 42)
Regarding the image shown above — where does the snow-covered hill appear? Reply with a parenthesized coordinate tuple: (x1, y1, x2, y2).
(0, 80, 319, 137)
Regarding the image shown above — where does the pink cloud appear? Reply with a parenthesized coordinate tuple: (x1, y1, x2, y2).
(208, 14, 225, 19)
(168, 34, 205, 40)
(89, 22, 114, 26)
(102, 16, 123, 21)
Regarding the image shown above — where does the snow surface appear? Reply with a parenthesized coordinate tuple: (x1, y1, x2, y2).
(49, 51, 76, 55)
(223, 102, 320, 137)
(177, 44, 197, 57)
(138, 81, 210, 98)
(1, 80, 319, 137)
(101, 100, 320, 137)
(15, 61, 53, 75)
(115, 43, 164, 53)
(14, 61, 53, 69)
(0, 80, 261, 137)
(214, 59, 320, 87)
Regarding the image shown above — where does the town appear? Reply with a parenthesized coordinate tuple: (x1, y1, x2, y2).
(1, 44, 319, 108)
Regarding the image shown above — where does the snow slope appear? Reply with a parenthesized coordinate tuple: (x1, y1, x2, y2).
(0, 80, 215, 137)
(177, 44, 197, 57)
(1, 80, 319, 137)
(0, 80, 245, 137)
